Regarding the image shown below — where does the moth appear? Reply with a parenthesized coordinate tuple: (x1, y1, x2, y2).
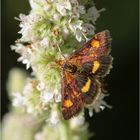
(57, 30, 113, 120)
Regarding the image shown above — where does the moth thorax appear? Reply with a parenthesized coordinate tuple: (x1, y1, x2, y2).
(64, 62, 77, 73)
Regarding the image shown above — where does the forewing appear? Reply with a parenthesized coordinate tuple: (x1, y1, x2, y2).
(69, 30, 112, 66)
(61, 71, 84, 120)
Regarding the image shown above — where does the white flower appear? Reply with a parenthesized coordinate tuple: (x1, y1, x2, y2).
(11, 43, 24, 53)
(56, 0, 72, 16)
(87, 6, 105, 24)
(56, 4, 66, 16)
(49, 110, 59, 125)
(78, 5, 85, 14)
(11, 43, 34, 55)
(12, 92, 26, 107)
(72, 5, 85, 17)
(75, 29, 83, 42)
(40, 37, 50, 48)
(18, 13, 41, 42)
(69, 20, 83, 32)
(82, 23, 95, 35)
(63, 0, 72, 10)
(11, 43, 34, 69)
(40, 91, 54, 103)
(36, 82, 45, 91)
(69, 20, 87, 41)
(94, 93, 112, 112)
(18, 57, 31, 69)
(88, 93, 112, 116)
(70, 114, 85, 129)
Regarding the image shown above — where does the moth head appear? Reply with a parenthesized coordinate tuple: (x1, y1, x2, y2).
(63, 62, 77, 73)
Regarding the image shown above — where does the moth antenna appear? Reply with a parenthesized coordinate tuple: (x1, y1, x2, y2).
(57, 46, 66, 59)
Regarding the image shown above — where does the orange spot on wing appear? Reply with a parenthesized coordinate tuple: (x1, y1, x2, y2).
(81, 77, 91, 93)
(92, 61, 100, 73)
(64, 100, 73, 108)
(91, 39, 100, 48)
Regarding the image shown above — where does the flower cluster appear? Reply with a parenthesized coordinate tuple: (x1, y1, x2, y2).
(3, 68, 90, 140)
(2, 0, 111, 140)
(10, 0, 107, 118)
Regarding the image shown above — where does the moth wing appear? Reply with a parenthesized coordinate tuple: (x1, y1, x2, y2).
(61, 71, 84, 120)
(81, 55, 113, 77)
(69, 30, 112, 66)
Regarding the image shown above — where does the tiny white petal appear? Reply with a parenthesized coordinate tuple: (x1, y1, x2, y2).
(17, 56, 24, 62)
(26, 62, 31, 69)
(22, 59, 29, 64)
(40, 38, 49, 47)
(41, 91, 54, 103)
(76, 30, 83, 42)
(100, 105, 105, 110)
(89, 109, 93, 117)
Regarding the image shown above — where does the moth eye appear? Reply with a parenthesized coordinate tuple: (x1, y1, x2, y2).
(64, 63, 77, 73)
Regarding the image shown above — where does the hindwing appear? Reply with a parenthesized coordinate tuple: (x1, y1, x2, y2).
(61, 71, 84, 120)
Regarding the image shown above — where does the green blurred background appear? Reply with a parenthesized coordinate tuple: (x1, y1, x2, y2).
(2, 0, 139, 140)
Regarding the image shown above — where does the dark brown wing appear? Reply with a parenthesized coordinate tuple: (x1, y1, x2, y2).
(68, 30, 112, 66)
(68, 30, 112, 77)
(61, 71, 84, 120)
